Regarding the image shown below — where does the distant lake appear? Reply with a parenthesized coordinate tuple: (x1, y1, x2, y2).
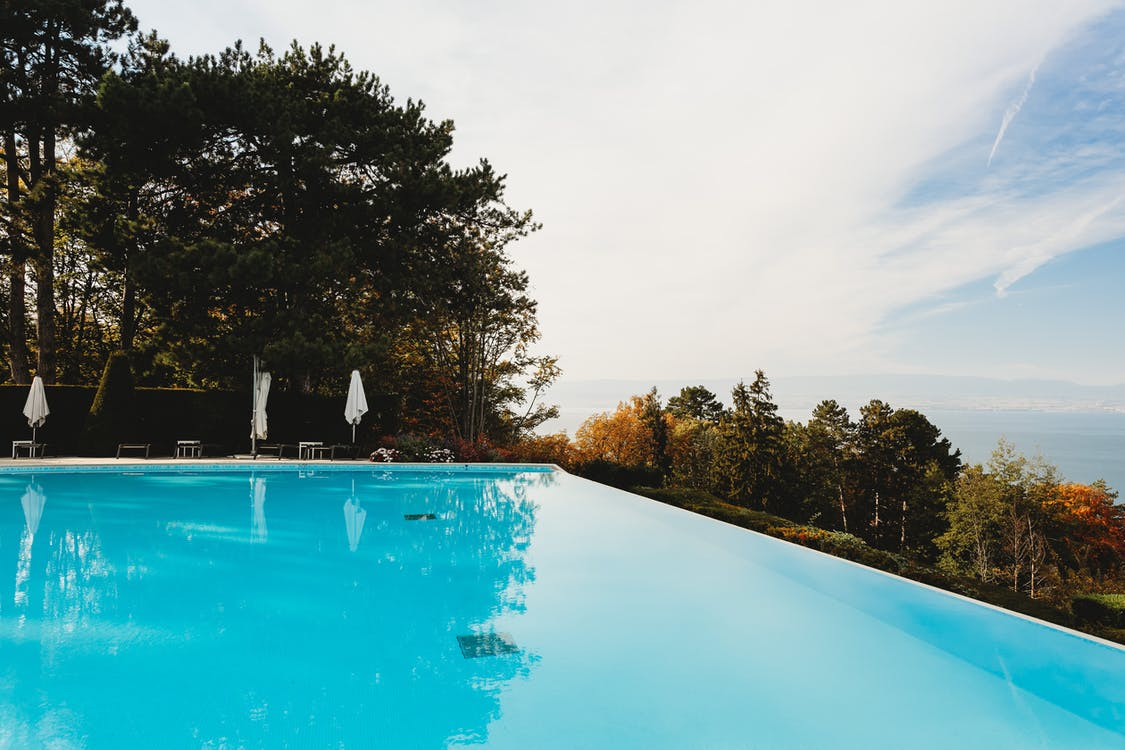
(779, 407, 1125, 496)
(923, 409, 1125, 495)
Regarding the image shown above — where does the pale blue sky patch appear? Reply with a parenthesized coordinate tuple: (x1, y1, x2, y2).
(882, 241, 1125, 382)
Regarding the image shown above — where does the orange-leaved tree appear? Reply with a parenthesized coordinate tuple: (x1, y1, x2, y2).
(573, 391, 676, 469)
(1050, 481, 1125, 580)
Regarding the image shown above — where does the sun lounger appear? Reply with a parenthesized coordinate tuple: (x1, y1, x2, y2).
(174, 440, 202, 458)
(116, 443, 150, 458)
(12, 440, 45, 459)
(255, 443, 294, 459)
(330, 444, 358, 460)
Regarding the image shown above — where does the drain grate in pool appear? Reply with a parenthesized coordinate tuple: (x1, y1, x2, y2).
(457, 632, 520, 658)
(404, 513, 437, 521)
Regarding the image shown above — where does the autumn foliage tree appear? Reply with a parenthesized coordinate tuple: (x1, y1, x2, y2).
(938, 440, 1125, 600)
(573, 391, 670, 468)
(1050, 481, 1125, 580)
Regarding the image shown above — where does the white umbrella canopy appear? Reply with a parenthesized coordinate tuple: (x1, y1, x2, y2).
(23, 376, 49, 443)
(344, 370, 368, 443)
(21, 482, 46, 538)
(252, 371, 271, 442)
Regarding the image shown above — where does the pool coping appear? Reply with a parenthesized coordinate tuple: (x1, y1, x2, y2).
(0, 458, 560, 473)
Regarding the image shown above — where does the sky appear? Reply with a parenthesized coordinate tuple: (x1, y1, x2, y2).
(128, 0, 1125, 386)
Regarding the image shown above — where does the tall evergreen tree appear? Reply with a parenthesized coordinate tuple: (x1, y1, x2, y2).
(854, 400, 959, 555)
(667, 385, 724, 423)
(855, 399, 897, 546)
(74, 31, 197, 355)
(0, 0, 136, 382)
(641, 387, 670, 478)
(714, 370, 786, 511)
(802, 399, 856, 531)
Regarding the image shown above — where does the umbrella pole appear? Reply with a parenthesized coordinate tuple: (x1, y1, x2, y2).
(251, 355, 258, 456)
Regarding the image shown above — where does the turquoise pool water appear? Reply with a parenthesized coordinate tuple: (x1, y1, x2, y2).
(0, 465, 1122, 748)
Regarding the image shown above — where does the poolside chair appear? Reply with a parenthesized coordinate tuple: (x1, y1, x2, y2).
(256, 442, 294, 459)
(329, 443, 359, 460)
(116, 443, 151, 458)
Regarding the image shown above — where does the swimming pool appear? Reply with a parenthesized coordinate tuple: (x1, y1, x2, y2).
(0, 464, 1121, 748)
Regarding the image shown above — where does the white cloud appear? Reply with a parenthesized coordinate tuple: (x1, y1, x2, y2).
(128, 0, 1125, 381)
(988, 60, 1042, 167)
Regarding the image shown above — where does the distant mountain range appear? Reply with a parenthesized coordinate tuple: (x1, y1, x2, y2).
(541, 374, 1125, 434)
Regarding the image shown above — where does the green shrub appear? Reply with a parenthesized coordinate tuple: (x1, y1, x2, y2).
(575, 460, 663, 490)
(824, 531, 868, 551)
(393, 434, 438, 461)
(1072, 594, 1125, 627)
(630, 486, 796, 533)
(1100, 627, 1125, 643)
(80, 352, 139, 456)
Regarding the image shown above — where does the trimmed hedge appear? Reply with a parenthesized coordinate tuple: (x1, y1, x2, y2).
(0, 383, 398, 457)
(3, 384, 95, 455)
(81, 352, 140, 456)
(573, 459, 663, 489)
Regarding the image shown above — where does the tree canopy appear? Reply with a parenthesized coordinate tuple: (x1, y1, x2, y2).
(1, 7, 557, 443)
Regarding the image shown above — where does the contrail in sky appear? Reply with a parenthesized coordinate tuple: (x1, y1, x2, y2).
(988, 61, 1041, 167)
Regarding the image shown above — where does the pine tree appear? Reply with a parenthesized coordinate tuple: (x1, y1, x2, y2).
(0, 0, 136, 382)
(804, 399, 856, 531)
(713, 370, 786, 511)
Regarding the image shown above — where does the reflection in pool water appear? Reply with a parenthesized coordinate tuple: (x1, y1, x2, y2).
(0, 469, 549, 748)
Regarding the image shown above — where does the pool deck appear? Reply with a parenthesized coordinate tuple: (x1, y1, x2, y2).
(0, 457, 561, 473)
(0, 456, 365, 466)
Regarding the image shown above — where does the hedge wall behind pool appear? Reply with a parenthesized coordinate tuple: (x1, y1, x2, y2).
(0, 385, 399, 457)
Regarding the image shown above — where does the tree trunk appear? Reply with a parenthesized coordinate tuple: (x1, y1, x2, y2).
(3, 131, 31, 383)
(972, 521, 991, 582)
(1010, 512, 1022, 593)
(873, 490, 880, 537)
(900, 496, 908, 550)
(33, 128, 57, 383)
(835, 472, 848, 532)
(120, 194, 138, 350)
(121, 264, 136, 350)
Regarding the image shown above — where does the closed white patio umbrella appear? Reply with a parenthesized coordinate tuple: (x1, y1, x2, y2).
(251, 356, 271, 455)
(23, 376, 49, 445)
(344, 369, 368, 443)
